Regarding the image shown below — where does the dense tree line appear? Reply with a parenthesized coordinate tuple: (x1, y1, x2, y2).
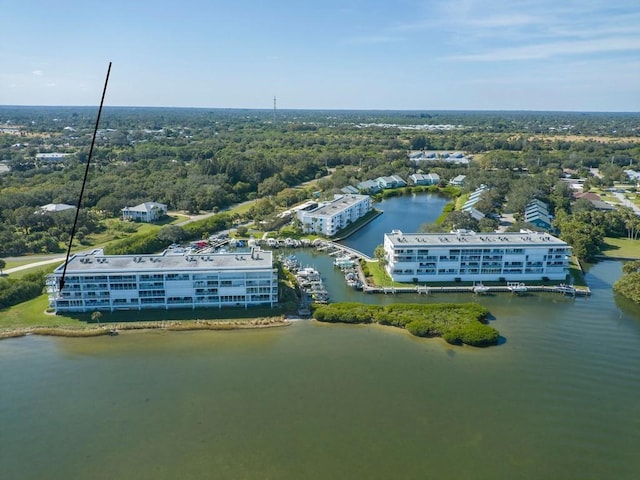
(0, 270, 47, 309)
(613, 260, 640, 304)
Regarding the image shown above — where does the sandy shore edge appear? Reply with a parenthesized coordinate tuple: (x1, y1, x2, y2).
(0, 317, 291, 340)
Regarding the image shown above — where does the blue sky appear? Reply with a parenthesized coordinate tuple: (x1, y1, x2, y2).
(1, 0, 639, 111)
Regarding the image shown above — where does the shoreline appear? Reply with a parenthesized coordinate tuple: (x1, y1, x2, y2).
(0, 317, 291, 341)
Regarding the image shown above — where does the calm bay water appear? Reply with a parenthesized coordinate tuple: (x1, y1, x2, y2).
(2, 194, 640, 479)
(340, 192, 450, 256)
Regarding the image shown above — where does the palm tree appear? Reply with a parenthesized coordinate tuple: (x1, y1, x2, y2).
(91, 311, 102, 326)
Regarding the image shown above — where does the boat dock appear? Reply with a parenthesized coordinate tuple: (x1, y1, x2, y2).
(362, 283, 590, 296)
(276, 241, 590, 299)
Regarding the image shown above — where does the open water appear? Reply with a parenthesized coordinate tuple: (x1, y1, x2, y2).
(1, 194, 640, 479)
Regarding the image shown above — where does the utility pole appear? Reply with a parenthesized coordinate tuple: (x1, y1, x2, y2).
(273, 96, 277, 124)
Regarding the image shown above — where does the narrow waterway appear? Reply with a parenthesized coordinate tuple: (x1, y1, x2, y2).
(1, 194, 639, 480)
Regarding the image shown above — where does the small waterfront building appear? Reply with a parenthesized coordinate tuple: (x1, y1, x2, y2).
(356, 179, 382, 194)
(409, 173, 440, 185)
(376, 175, 407, 189)
(122, 202, 168, 223)
(383, 230, 571, 283)
(46, 248, 278, 313)
(297, 194, 371, 236)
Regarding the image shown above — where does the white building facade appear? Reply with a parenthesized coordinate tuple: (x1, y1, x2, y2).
(383, 230, 571, 283)
(122, 202, 168, 223)
(47, 249, 278, 313)
(298, 194, 371, 236)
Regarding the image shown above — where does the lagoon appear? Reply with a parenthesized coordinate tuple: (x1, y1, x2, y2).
(340, 192, 450, 256)
(2, 193, 640, 479)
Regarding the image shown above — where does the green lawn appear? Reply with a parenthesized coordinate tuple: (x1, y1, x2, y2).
(601, 237, 640, 259)
(0, 292, 292, 332)
(367, 261, 404, 287)
(0, 296, 86, 330)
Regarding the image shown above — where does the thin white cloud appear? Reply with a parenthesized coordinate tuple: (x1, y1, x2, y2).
(468, 13, 541, 28)
(32, 70, 43, 76)
(397, 1, 640, 46)
(448, 36, 640, 62)
(344, 35, 404, 46)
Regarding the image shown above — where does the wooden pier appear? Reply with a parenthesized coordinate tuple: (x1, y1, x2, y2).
(362, 283, 590, 296)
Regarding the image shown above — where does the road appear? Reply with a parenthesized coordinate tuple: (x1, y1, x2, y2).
(4, 256, 66, 275)
(612, 191, 640, 215)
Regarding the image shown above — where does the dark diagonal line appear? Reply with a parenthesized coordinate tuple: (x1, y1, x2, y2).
(59, 62, 111, 291)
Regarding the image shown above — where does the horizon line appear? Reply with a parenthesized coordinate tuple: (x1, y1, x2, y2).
(1, 104, 639, 115)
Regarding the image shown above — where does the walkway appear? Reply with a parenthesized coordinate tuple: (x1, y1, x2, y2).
(322, 241, 375, 262)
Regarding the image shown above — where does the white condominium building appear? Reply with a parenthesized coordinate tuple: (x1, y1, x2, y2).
(383, 230, 571, 283)
(298, 194, 371, 236)
(47, 248, 278, 313)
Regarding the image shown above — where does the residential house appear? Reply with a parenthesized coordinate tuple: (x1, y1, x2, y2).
(341, 185, 359, 195)
(122, 202, 168, 223)
(409, 173, 440, 185)
(376, 175, 407, 189)
(449, 175, 466, 186)
(462, 185, 488, 212)
(524, 199, 552, 230)
(356, 179, 381, 194)
(38, 203, 76, 214)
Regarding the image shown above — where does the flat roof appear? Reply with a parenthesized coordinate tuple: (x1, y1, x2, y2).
(54, 249, 273, 274)
(385, 231, 568, 248)
(308, 194, 369, 218)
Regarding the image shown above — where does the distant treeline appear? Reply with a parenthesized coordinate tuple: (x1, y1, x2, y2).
(1, 106, 639, 258)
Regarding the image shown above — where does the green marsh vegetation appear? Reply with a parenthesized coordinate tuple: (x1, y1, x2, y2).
(313, 302, 498, 347)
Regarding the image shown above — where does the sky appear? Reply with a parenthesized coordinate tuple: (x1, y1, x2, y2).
(1, 0, 639, 111)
